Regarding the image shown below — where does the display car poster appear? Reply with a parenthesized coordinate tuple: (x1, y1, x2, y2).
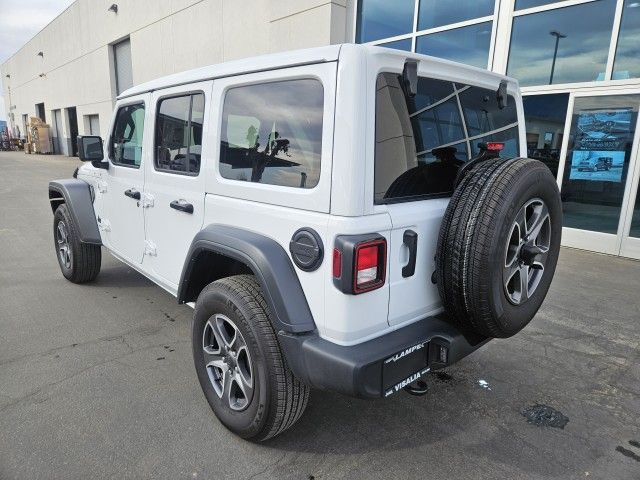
(569, 108, 631, 183)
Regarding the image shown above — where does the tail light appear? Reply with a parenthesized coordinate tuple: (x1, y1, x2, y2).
(333, 235, 387, 294)
(485, 142, 505, 152)
(332, 248, 342, 279)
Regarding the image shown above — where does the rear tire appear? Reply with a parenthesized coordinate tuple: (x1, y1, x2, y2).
(192, 275, 309, 441)
(436, 158, 562, 338)
(53, 203, 101, 283)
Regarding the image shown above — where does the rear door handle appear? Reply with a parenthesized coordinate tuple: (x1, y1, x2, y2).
(170, 199, 194, 214)
(124, 188, 140, 200)
(402, 230, 418, 278)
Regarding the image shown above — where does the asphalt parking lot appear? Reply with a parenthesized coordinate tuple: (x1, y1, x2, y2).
(1, 151, 639, 480)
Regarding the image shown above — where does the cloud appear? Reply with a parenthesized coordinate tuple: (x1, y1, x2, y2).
(0, 0, 74, 121)
(0, 0, 75, 63)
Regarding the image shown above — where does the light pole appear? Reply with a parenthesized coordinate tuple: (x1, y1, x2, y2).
(4, 74, 13, 137)
(549, 30, 566, 85)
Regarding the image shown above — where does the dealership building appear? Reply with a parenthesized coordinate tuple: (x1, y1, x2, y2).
(2, 0, 640, 259)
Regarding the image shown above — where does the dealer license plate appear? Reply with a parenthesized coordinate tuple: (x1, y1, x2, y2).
(382, 341, 429, 397)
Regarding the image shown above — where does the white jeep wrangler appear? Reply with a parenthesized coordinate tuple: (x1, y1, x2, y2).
(49, 44, 561, 441)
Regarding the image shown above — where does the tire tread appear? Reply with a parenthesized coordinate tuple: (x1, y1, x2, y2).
(198, 275, 309, 441)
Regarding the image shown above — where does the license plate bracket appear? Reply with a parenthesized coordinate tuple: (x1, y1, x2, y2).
(382, 341, 429, 397)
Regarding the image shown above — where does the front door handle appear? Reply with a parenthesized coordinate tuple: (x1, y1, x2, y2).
(124, 189, 141, 200)
(170, 199, 194, 214)
(402, 230, 418, 278)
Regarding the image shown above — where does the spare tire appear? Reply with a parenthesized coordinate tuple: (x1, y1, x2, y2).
(436, 157, 562, 338)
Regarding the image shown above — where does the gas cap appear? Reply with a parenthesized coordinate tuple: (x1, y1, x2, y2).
(289, 228, 324, 272)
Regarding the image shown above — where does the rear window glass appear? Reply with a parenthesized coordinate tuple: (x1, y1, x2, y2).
(375, 73, 519, 203)
(219, 79, 324, 189)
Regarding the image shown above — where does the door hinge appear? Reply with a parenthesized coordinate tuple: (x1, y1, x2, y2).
(97, 181, 108, 193)
(97, 217, 111, 232)
(144, 240, 157, 257)
(141, 193, 154, 208)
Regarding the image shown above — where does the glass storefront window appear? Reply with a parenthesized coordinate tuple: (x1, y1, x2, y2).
(507, 0, 617, 86)
(377, 38, 412, 52)
(523, 93, 569, 177)
(416, 22, 492, 69)
(356, 0, 415, 43)
(613, 0, 640, 80)
(630, 184, 640, 238)
(515, 0, 563, 10)
(418, 0, 494, 30)
(560, 94, 640, 234)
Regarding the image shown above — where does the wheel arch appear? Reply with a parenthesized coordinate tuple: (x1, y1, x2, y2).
(49, 179, 102, 245)
(178, 225, 316, 334)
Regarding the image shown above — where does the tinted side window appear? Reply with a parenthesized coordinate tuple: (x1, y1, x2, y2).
(155, 93, 205, 174)
(220, 79, 323, 189)
(111, 104, 145, 167)
(375, 73, 519, 203)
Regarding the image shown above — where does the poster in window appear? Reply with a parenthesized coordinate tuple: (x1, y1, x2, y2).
(568, 108, 631, 183)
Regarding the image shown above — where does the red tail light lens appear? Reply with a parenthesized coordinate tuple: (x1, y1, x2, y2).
(356, 245, 379, 283)
(486, 142, 505, 152)
(353, 239, 386, 293)
(332, 248, 342, 279)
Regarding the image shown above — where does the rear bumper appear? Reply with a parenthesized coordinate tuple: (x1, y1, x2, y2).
(278, 314, 488, 399)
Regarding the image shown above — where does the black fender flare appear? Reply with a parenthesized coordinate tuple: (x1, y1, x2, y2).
(178, 225, 316, 334)
(49, 179, 102, 245)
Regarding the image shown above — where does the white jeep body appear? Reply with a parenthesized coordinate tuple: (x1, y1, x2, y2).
(54, 44, 526, 399)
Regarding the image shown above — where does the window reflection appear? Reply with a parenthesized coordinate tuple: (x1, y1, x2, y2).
(375, 73, 519, 203)
(515, 0, 563, 10)
(560, 95, 640, 234)
(613, 0, 640, 80)
(523, 93, 569, 177)
(155, 94, 204, 174)
(458, 85, 519, 137)
(630, 183, 640, 238)
(416, 22, 492, 69)
(508, 0, 617, 86)
(220, 79, 323, 189)
(356, 0, 415, 43)
(377, 38, 412, 52)
(111, 104, 145, 167)
(418, 0, 494, 30)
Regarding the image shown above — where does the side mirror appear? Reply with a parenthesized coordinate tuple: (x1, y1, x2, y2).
(77, 135, 107, 169)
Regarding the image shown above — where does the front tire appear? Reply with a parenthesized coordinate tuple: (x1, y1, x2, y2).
(53, 204, 101, 283)
(192, 275, 309, 441)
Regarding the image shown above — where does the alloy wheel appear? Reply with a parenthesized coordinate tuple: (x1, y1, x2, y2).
(202, 314, 254, 411)
(503, 198, 551, 305)
(56, 221, 72, 270)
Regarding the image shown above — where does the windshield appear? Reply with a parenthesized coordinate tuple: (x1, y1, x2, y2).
(374, 73, 519, 203)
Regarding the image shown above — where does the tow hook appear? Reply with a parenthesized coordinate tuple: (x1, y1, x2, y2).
(404, 379, 429, 396)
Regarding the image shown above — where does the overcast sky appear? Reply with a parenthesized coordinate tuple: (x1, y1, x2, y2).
(0, 0, 75, 122)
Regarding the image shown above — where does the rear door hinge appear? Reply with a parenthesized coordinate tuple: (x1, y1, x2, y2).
(141, 193, 154, 208)
(144, 240, 157, 257)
